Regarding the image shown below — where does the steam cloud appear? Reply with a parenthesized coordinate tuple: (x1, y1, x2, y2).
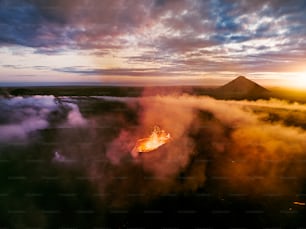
(1, 94, 306, 207)
(93, 95, 306, 205)
(0, 95, 87, 142)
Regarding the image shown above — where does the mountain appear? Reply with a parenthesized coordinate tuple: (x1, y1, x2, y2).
(215, 76, 270, 99)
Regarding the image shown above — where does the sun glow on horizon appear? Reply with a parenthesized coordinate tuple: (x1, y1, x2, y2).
(286, 72, 306, 89)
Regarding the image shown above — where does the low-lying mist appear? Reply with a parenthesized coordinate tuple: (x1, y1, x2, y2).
(0, 95, 87, 142)
(1, 94, 306, 209)
(99, 95, 306, 206)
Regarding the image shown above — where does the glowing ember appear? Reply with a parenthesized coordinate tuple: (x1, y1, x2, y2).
(293, 201, 306, 206)
(131, 126, 171, 157)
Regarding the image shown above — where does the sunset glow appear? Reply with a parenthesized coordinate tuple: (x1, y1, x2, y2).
(289, 73, 306, 89)
(0, 0, 306, 87)
(2, 1, 306, 227)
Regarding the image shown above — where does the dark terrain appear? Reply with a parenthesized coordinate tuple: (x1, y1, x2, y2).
(0, 77, 306, 228)
(2, 76, 305, 103)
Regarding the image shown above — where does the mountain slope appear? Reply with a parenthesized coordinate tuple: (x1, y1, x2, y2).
(215, 76, 270, 99)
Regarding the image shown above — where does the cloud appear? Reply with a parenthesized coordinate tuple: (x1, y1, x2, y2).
(52, 151, 75, 163)
(0, 0, 303, 50)
(65, 103, 87, 127)
(0, 96, 87, 142)
(53, 66, 194, 77)
(0, 0, 157, 50)
(1, 0, 306, 79)
(0, 120, 47, 141)
(0, 0, 72, 48)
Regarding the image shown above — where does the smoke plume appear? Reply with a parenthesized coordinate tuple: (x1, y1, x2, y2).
(93, 95, 306, 205)
(2, 94, 306, 207)
(0, 96, 87, 142)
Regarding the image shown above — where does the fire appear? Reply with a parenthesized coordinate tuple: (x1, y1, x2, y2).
(131, 126, 171, 157)
(293, 201, 306, 206)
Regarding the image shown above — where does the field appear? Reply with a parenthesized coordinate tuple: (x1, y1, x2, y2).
(0, 86, 306, 228)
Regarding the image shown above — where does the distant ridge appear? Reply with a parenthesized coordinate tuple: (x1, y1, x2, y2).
(216, 76, 270, 99)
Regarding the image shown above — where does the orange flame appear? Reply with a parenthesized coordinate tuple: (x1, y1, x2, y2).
(131, 126, 171, 157)
(293, 201, 306, 206)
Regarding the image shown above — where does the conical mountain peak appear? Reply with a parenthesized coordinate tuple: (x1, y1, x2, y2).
(217, 76, 269, 99)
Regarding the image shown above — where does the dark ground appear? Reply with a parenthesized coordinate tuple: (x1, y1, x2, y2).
(0, 87, 306, 228)
(1, 84, 306, 102)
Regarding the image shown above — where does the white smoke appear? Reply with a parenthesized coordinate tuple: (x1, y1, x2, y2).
(95, 94, 306, 206)
(65, 103, 88, 127)
(0, 95, 87, 142)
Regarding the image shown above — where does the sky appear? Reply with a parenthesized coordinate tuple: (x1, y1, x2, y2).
(0, 0, 306, 87)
